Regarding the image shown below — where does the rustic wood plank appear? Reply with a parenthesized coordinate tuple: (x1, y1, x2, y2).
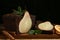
(0, 34, 60, 39)
(14, 34, 60, 39)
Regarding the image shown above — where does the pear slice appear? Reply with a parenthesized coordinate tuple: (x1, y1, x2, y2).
(38, 21, 53, 31)
(55, 25, 60, 32)
(19, 11, 32, 33)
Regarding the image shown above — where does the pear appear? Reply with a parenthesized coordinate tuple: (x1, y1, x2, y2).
(19, 11, 32, 33)
(38, 21, 53, 31)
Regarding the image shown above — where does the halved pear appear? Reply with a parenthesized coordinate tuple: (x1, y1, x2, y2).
(38, 21, 53, 31)
(19, 11, 32, 33)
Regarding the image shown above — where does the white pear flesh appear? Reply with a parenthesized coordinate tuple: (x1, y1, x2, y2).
(38, 21, 53, 31)
(19, 11, 32, 33)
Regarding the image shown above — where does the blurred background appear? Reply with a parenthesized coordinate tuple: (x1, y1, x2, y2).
(0, 0, 59, 24)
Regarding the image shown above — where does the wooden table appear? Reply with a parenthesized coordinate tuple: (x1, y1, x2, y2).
(0, 34, 60, 39)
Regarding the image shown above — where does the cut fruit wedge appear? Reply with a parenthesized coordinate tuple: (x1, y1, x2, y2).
(55, 25, 60, 32)
(19, 11, 32, 33)
(38, 21, 53, 31)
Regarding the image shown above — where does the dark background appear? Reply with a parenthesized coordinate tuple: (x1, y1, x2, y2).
(0, 0, 59, 24)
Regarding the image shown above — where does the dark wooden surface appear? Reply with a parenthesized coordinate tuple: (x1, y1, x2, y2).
(15, 34, 60, 39)
(0, 34, 60, 39)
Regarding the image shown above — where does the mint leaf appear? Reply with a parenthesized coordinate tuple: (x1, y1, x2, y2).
(34, 30, 42, 35)
(12, 6, 24, 16)
(28, 30, 42, 35)
(28, 30, 35, 35)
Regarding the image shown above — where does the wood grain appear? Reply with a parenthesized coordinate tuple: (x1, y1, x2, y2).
(0, 34, 60, 39)
(15, 34, 60, 39)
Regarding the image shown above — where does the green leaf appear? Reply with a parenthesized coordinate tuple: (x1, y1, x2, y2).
(34, 30, 42, 35)
(18, 6, 22, 12)
(12, 6, 24, 16)
(28, 30, 42, 35)
(17, 6, 24, 15)
(28, 30, 35, 35)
